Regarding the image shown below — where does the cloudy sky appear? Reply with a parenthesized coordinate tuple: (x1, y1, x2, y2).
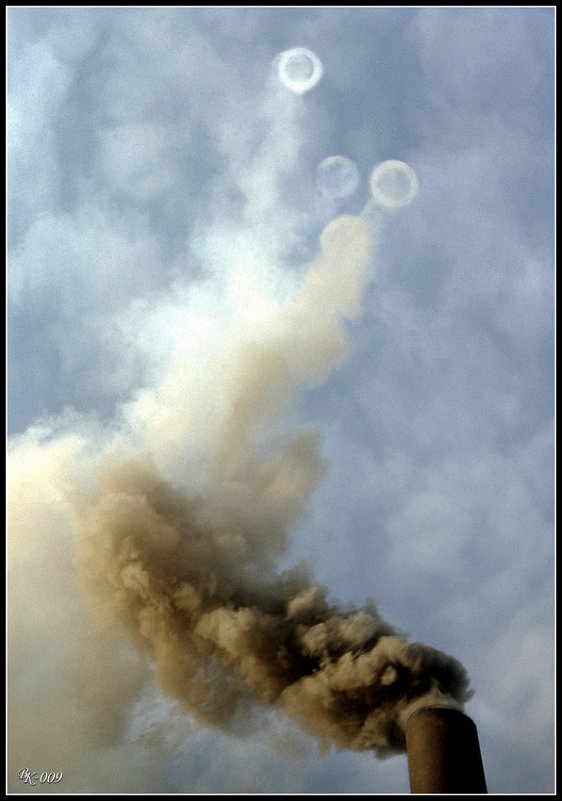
(7, 6, 554, 795)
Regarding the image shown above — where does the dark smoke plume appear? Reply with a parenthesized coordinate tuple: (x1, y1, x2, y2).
(75, 456, 471, 758)
(8, 215, 472, 795)
(69, 215, 472, 759)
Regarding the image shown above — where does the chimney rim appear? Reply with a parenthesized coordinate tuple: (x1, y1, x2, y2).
(402, 701, 467, 730)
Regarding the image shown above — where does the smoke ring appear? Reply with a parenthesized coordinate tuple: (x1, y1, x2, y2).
(277, 47, 323, 94)
(370, 160, 419, 208)
(316, 156, 360, 198)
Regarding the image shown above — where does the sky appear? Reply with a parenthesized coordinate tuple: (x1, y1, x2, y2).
(7, 6, 555, 795)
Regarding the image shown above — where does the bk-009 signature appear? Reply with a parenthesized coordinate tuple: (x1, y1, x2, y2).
(18, 768, 63, 786)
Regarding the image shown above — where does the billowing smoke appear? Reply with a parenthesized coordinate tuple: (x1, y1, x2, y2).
(8, 213, 470, 790)
(8, 31, 472, 791)
(76, 445, 471, 756)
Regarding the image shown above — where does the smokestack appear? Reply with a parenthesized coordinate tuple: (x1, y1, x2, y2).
(405, 706, 487, 794)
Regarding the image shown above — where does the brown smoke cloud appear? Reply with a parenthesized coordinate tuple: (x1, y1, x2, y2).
(75, 453, 471, 757)
(8, 215, 471, 790)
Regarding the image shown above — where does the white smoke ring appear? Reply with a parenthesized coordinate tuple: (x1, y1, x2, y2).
(370, 159, 419, 209)
(277, 47, 323, 94)
(316, 156, 360, 198)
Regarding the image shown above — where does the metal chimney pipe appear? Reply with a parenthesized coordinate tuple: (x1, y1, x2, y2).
(405, 706, 487, 794)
